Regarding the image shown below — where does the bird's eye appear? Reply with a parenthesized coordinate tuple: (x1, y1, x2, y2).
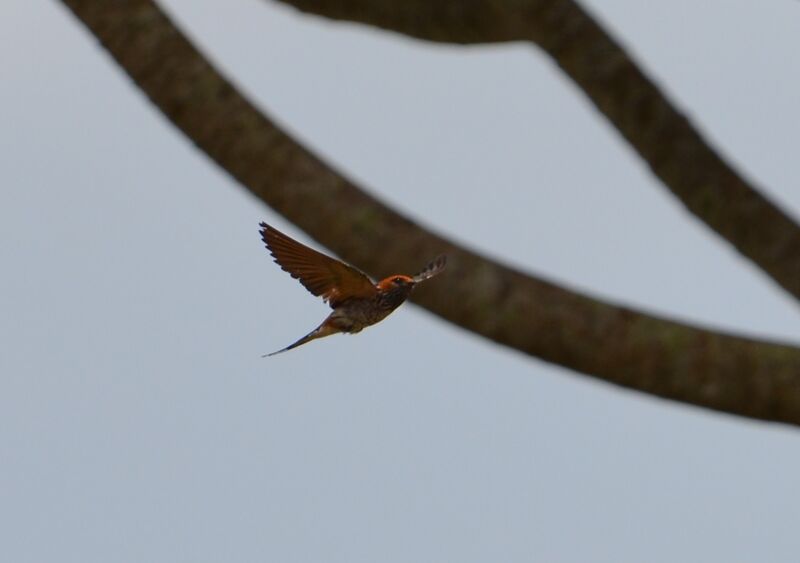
(394, 277, 404, 285)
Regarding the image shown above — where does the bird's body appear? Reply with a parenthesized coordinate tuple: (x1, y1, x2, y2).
(259, 222, 446, 356)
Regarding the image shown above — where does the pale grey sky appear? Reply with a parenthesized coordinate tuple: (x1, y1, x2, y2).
(2, 1, 800, 562)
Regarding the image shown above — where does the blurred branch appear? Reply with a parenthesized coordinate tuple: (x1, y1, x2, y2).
(270, 0, 800, 302)
(60, 0, 800, 426)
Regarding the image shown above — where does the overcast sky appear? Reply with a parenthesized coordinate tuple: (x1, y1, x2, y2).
(2, 1, 800, 562)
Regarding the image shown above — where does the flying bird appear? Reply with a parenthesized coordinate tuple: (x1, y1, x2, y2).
(259, 222, 446, 356)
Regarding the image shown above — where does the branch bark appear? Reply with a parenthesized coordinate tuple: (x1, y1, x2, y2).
(59, 0, 800, 426)
(270, 0, 800, 303)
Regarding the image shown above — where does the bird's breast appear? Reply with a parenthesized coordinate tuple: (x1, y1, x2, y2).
(376, 288, 410, 311)
(330, 290, 409, 333)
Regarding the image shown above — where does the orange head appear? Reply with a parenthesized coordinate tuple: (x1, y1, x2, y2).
(376, 274, 416, 292)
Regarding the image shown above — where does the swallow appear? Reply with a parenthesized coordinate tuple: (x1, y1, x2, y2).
(259, 222, 446, 356)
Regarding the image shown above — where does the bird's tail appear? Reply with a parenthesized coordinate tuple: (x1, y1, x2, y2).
(263, 322, 338, 357)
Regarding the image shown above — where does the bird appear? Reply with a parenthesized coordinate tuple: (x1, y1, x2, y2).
(259, 222, 447, 356)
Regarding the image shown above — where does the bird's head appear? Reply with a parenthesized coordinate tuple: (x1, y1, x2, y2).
(377, 274, 416, 293)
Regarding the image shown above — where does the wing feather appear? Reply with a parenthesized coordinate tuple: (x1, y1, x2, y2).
(259, 223, 376, 307)
(413, 254, 447, 283)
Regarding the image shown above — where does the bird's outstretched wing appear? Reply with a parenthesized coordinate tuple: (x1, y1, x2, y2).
(413, 254, 447, 283)
(260, 223, 377, 307)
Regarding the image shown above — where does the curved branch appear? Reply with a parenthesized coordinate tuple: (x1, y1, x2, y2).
(270, 0, 800, 302)
(60, 0, 800, 426)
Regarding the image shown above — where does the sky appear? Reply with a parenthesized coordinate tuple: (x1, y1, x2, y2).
(2, 1, 800, 562)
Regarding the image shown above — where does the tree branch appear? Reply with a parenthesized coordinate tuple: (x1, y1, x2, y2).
(59, 0, 800, 426)
(269, 0, 800, 302)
